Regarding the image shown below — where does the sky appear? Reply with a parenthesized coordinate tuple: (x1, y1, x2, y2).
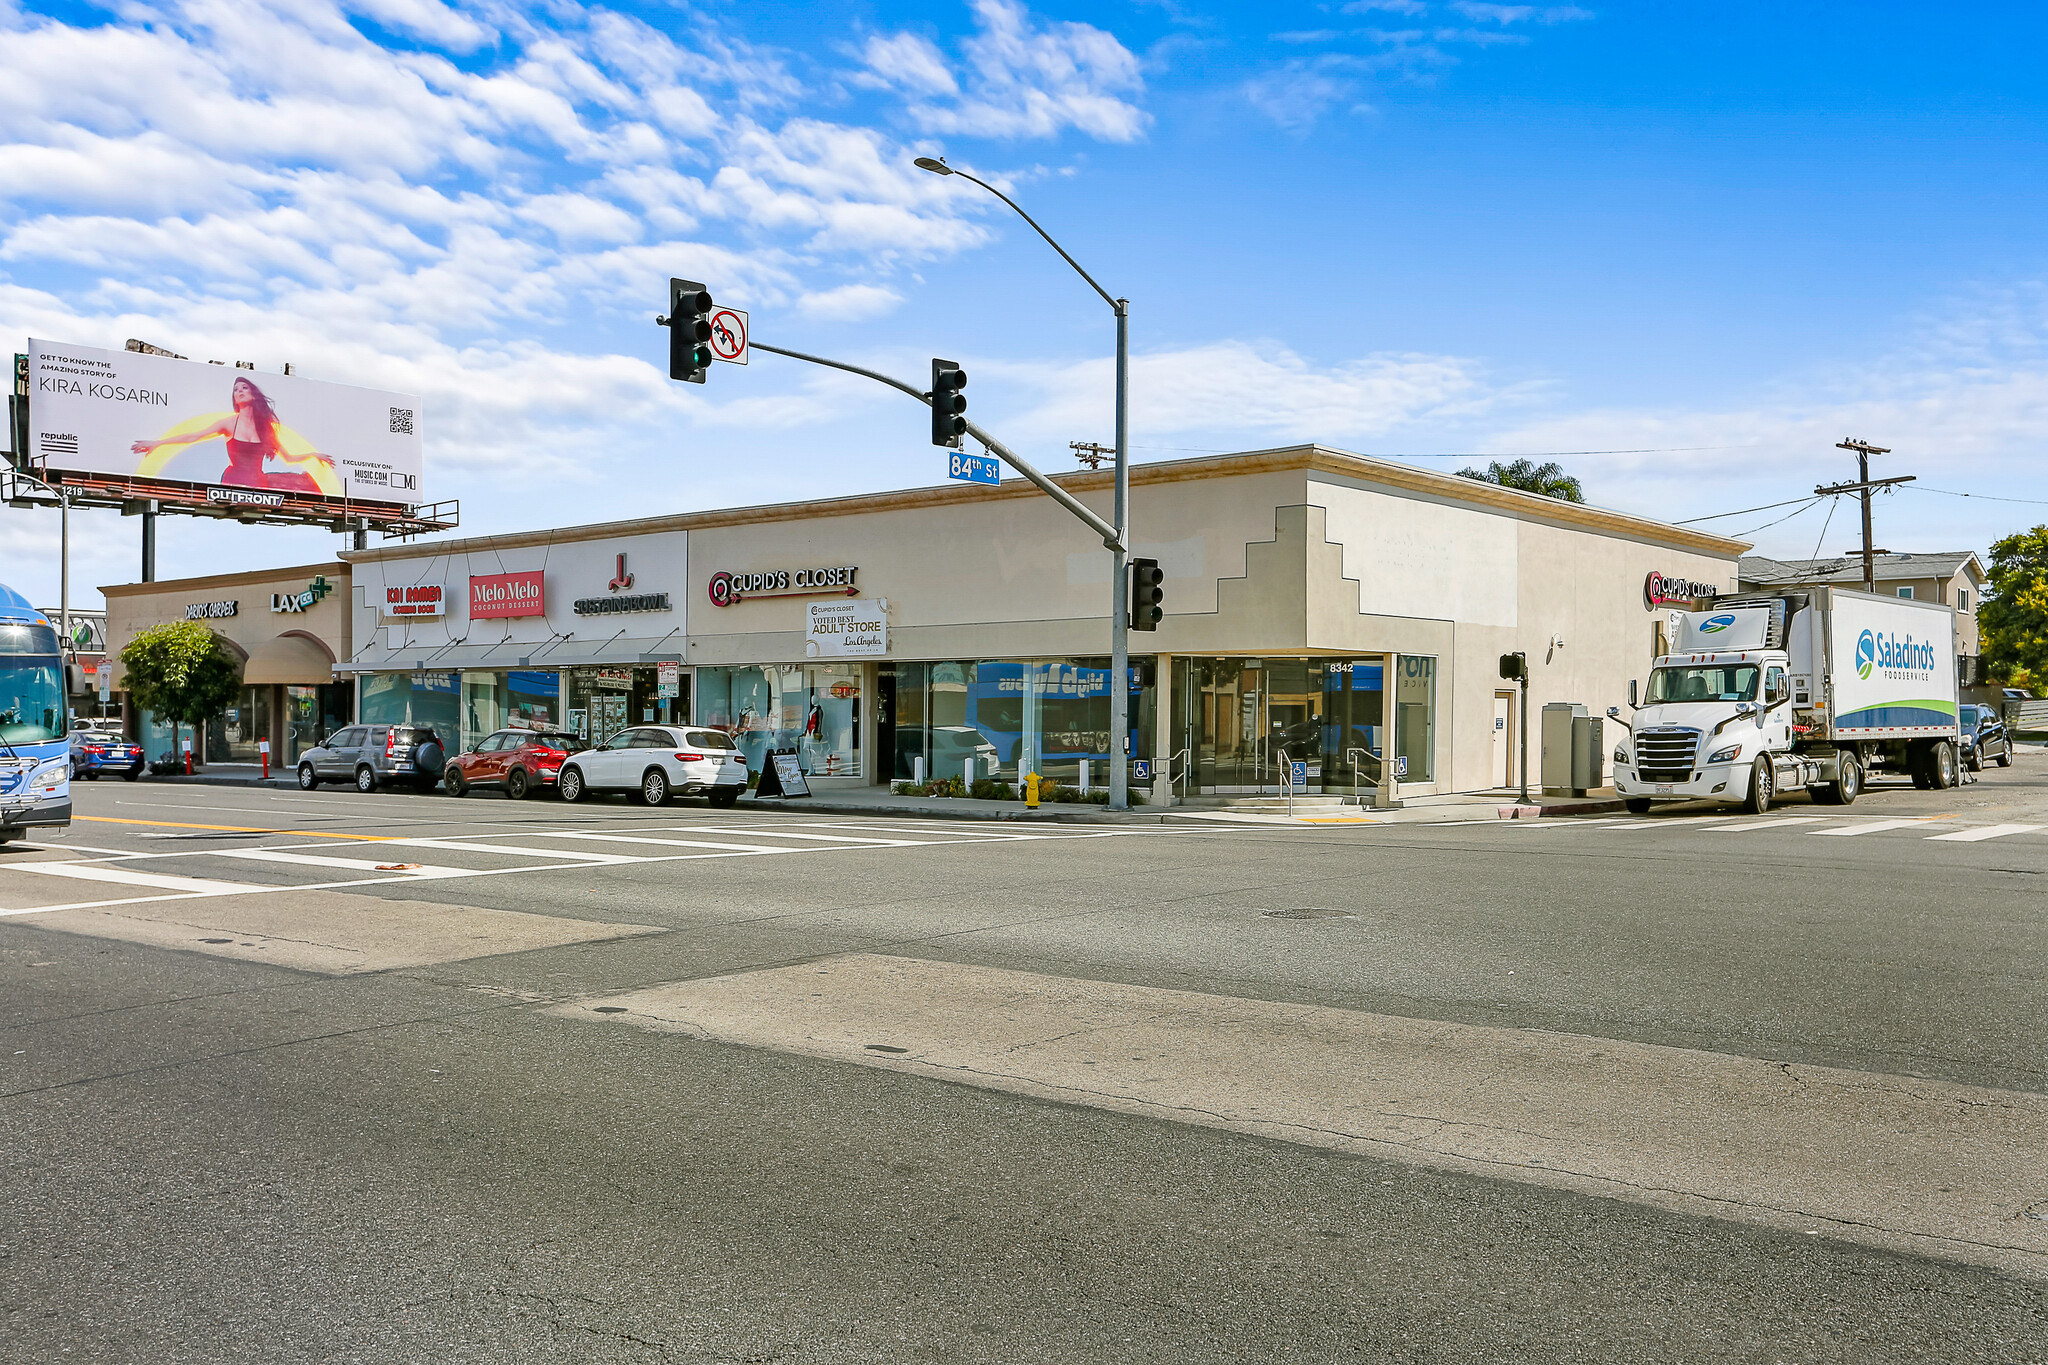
(5, 0, 2048, 610)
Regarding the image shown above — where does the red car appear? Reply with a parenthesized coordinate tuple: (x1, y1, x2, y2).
(442, 729, 587, 799)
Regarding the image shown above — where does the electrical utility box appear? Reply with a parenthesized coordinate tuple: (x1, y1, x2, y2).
(1572, 713, 1605, 794)
(1541, 702, 1588, 796)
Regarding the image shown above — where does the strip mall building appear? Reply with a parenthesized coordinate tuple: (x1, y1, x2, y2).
(297, 445, 1743, 799)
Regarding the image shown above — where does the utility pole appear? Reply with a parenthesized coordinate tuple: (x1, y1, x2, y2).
(1817, 438, 1912, 593)
(1070, 441, 1113, 470)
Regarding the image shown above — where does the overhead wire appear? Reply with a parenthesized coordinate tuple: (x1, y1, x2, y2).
(1727, 496, 1828, 539)
(1674, 495, 1822, 525)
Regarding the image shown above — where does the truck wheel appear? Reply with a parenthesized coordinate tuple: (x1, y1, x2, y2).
(1743, 757, 1775, 814)
(1623, 798, 1653, 815)
(1816, 751, 1861, 806)
(1931, 740, 1959, 790)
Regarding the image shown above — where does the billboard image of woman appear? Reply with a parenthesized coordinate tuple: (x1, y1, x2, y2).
(129, 375, 340, 495)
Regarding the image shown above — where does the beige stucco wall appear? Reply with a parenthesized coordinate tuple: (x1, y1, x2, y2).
(336, 447, 1743, 795)
(101, 562, 351, 677)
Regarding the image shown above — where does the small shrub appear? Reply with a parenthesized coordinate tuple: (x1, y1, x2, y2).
(969, 778, 1016, 801)
(892, 781, 921, 796)
(921, 776, 966, 798)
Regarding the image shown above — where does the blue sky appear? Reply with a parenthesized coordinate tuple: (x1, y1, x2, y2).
(5, 0, 2048, 608)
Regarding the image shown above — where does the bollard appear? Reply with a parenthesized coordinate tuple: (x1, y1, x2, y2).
(182, 737, 192, 776)
(1079, 759, 1090, 796)
(912, 755, 925, 786)
(1025, 772, 1040, 809)
(259, 737, 270, 780)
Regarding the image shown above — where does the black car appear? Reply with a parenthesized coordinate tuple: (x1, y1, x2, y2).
(1960, 704, 2013, 771)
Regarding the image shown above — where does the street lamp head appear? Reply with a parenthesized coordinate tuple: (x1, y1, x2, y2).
(913, 156, 954, 176)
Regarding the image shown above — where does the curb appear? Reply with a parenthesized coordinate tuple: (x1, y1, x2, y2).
(1496, 798, 1628, 820)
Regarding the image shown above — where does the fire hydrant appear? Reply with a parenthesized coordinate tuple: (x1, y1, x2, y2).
(1025, 771, 1041, 809)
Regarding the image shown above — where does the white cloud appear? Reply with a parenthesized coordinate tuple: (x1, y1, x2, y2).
(1450, 3, 1595, 23)
(796, 284, 904, 322)
(869, 0, 1149, 143)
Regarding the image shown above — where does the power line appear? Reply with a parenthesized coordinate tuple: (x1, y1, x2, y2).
(1674, 495, 1822, 525)
(1729, 496, 1828, 538)
(1128, 443, 1761, 458)
(1907, 484, 2048, 507)
(1806, 495, 1842, 564)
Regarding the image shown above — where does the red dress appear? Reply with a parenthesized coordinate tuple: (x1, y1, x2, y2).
(221, 438, 321, 494)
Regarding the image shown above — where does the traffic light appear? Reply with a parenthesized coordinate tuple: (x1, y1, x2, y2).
(1498, 651, 1526, 681)
(1129, 557, 1165, 631)
(930, 359, 967, 448)
(663, 278, 714, 383)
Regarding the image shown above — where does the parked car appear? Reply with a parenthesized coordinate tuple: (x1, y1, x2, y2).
(1960, 704, 2013, 771)
(557, 725, 748, 806)
(69, 719, 144, 781)
(296, 723, 447, 792)
(443, 729, 587, 799)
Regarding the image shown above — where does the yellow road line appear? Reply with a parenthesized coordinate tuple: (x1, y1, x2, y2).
(77, 816, 394, 841)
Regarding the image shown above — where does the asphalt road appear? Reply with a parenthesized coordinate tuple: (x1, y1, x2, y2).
(6, 761, 2048, 1362)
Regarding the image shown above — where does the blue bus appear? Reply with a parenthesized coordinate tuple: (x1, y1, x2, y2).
(0, 581, 70, 846)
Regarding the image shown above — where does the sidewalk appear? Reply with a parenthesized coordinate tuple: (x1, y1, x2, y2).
(130, 766, 1622, 825)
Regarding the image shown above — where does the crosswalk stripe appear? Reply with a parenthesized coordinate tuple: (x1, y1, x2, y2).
(382, 836, 642, 863)
(2, 861, 258, 895)
(657, 825, 931, 846)
(1810, 819, 1940, 837)
(1925, 823, 2045, 843)
(211, 848, 474, 877)
(537, 831, 798, 854)
(1708, 816, 1829, 833)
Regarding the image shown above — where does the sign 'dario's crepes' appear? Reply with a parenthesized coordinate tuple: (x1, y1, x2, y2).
(470, 571, 544, 620)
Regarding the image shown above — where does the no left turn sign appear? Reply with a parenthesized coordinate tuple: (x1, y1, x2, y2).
(708, 307, 749, 365)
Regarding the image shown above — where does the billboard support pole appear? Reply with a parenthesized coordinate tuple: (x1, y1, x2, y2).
(59, 491, 70, 663)
(141, 508, 155, 583)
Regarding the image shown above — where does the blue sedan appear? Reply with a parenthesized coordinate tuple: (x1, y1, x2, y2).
(70, 723, 144, 781)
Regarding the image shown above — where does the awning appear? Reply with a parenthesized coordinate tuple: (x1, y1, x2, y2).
(335, 634, 684, 674)
(243, 633, 337, 685)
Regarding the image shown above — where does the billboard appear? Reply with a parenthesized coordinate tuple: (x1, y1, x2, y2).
(25, 339, 423, 509)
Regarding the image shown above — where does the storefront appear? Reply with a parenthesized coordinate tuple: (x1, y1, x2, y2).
(334, 446, 1743, 798)
(101, 563, 352, 766)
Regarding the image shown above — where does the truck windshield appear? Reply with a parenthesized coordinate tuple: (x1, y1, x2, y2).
(1646, 664, 1759, 704)
(0, 623, 67, 743)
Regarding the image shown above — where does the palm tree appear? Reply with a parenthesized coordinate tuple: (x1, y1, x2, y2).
(1455, 458, 1586, 503)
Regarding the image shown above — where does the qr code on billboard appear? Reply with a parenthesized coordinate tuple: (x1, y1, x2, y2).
(389, 407, 414, 435)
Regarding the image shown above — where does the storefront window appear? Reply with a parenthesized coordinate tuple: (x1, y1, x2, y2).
(361, 671, 461, 738)
(455, 670, 564, 751)
(698, 664, 862, 779)
(205, 685, 271, 763)
(880, 659, 1151, 787)
(1171, 657, 1384, 795)
(1394, 654, 1436, 783)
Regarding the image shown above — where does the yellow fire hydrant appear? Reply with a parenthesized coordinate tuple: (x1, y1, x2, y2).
(1025, 772, 1041, 809)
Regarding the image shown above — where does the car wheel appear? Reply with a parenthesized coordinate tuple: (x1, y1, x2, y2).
(85, 771, 99, 781)
(1743, 756, 1774, 815)
(445, 768, 467, 797)
(506, 768, 531, 801)
(298, 763, 319, 791)
(355, 765, 377, 794)
(1967, 748, 1984, 772)
(1931, 740, 1959, 790)
(640, 768, 670, 806)
(1997, 750, 2013, 768)
(122, 769, 141, 782)
(1623, 797, 1653, 815)
(558, 766, 586, 803)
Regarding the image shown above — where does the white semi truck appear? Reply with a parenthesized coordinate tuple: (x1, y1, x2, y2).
(1610, 586, 1961, 814)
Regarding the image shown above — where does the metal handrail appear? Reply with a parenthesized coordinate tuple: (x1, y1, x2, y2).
(1163, 746, 1192, 800)
(1346, 747, 1374, 807)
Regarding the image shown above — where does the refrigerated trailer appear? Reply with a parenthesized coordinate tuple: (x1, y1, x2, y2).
(1610, 586, 1961, 813)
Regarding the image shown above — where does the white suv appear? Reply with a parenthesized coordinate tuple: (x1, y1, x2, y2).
(557, 726, 748, 806)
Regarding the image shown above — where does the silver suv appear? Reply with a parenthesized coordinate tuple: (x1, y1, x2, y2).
(297, 724, 446, 792)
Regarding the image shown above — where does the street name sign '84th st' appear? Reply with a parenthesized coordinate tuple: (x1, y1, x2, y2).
(947, 451, 999, 485)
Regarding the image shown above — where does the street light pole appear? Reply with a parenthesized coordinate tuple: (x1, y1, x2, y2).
(915, 156, 1135, 810)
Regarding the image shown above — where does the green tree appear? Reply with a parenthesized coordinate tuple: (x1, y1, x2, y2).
(1980, 525, 2048, 687)
(119, 622, 242, 763)
(1455, 458, 1587, 503)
